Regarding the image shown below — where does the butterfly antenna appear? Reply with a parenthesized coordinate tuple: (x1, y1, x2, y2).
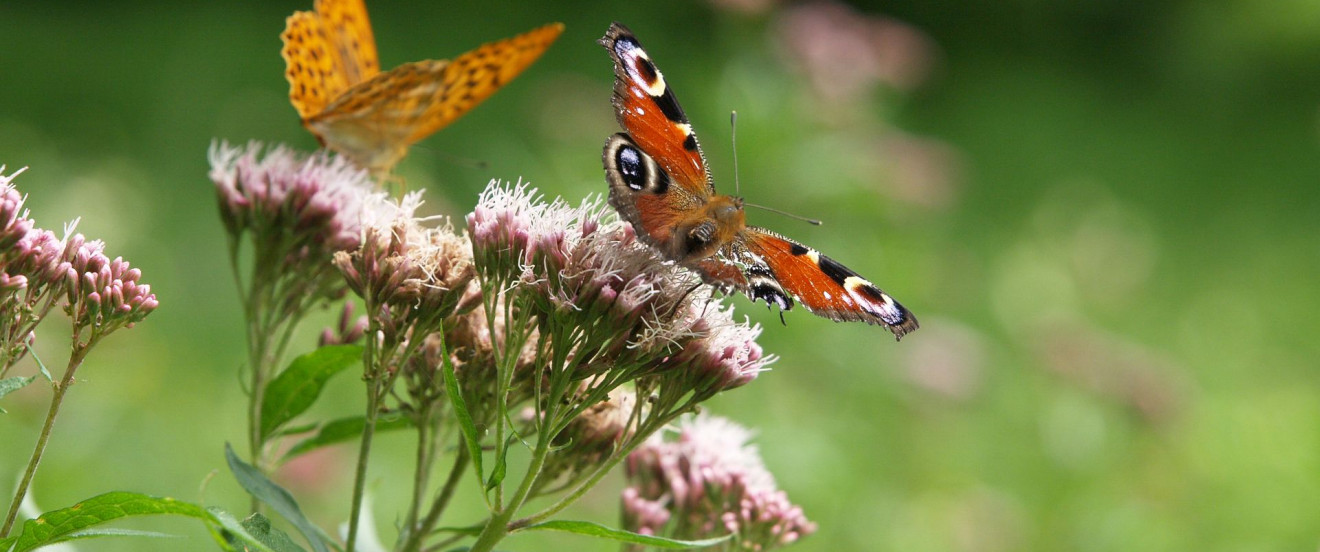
(728, 110, 818, 225)
(744, 202, 823, 226)
(730, 111, 741, 197)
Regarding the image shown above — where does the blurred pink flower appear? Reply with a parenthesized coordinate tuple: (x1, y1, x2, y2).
(208, 141, 380, 262)
(876, 132, 963, 210)
(703, 0, 781, 16)
(900, 318, 986, 401)
(1034, 325, 1186, 424)
(775, 1, 938, 105)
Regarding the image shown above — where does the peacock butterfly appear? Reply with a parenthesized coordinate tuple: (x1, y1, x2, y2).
(599, 22, 919, 340)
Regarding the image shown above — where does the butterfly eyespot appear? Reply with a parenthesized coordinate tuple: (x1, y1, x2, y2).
(616, 146, 647, 190)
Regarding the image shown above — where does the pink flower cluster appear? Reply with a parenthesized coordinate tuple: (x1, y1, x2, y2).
(0, 169, 66, 297)
(60, 235, 159, 334)
(623, 414, 816, 550)
(334, 192, 476, 338)
(208, 141, 379, 265)
(1, 166, 158, 369)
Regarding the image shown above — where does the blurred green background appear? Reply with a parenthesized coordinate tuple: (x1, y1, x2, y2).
(3, 0, 1319, 550)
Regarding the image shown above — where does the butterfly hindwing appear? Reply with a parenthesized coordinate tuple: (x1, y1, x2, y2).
(738, 228, 918, 337)
(604, 133, 711, 259)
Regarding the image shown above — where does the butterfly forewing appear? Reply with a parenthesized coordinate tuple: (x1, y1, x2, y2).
(600, 23, 714, 199)
(315, 0, 379, 85)
(283, 12, 350, 119)
(404, 23, 565, 143)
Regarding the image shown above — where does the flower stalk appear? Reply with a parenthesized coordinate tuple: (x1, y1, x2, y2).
(1, 339, 90, 537)
(0, 176, 158, 537)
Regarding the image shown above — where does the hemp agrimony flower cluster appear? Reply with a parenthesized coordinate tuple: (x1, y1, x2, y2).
(0, 165, 159, 538)
(321, 180, 779, 552)
(202, 142, 809, 552)
(208, 141, 384, 472)
(623, 414, 817, 550)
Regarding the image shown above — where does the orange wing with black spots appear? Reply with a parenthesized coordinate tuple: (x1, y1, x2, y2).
(281, 1, 562, 177)
(600, 22, 918, 339)
(281, 0, 379, 120)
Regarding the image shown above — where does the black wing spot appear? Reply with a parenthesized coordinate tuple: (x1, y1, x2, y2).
(653, 166, 670, 194)
(632, 57, 661, 88)
(817, 255, 857, 287)
(653, 87, 686, 123)
(789, 243, 810, 256)
(683, 133, 698, 151)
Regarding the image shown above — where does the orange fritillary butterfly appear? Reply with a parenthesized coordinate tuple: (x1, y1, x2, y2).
(281, 0, 563, 177)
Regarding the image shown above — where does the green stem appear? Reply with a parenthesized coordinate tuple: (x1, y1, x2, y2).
(1, 341, 90, 537)
(346, 343, 383, 552)
(399, 402, 437, 549)
(468, 403, 557, 552)
(510, 445, 626, 531)
(512, 408, 689, 532)
(401, 443, 468, 552)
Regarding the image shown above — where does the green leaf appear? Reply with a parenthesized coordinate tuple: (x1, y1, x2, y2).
(224, 443, 328, 552)
(10, 491, 215, 552)
(209, 507, 278, 552)
(485, 435, 516, 492)
(282, 415, 413, 462)
(240, 513, 308, 552)
(0, 375, 35, 413)
(260, 345, 362, 438)
(27, 343, 52, 382)
(275, 421, 321, 437)
(440, 337, 485, 493)
(57, 528, 178, 542)
(432, 524, 484, 536)
(1, 536, 17, 551)
(518, 520, 732, 549)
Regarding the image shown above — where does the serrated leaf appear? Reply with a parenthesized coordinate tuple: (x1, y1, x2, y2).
(440, 338, 485, 493)
(10, 492, 215, 552)
(260, 345, 362, 438)
(0, 375, 35, 413)
(240, 513, 307, 552)
(281, 415, 412, 462)
(519, 520, 732, 549)
(209, 507, 278, 552)
(224, 443, 328, 552)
